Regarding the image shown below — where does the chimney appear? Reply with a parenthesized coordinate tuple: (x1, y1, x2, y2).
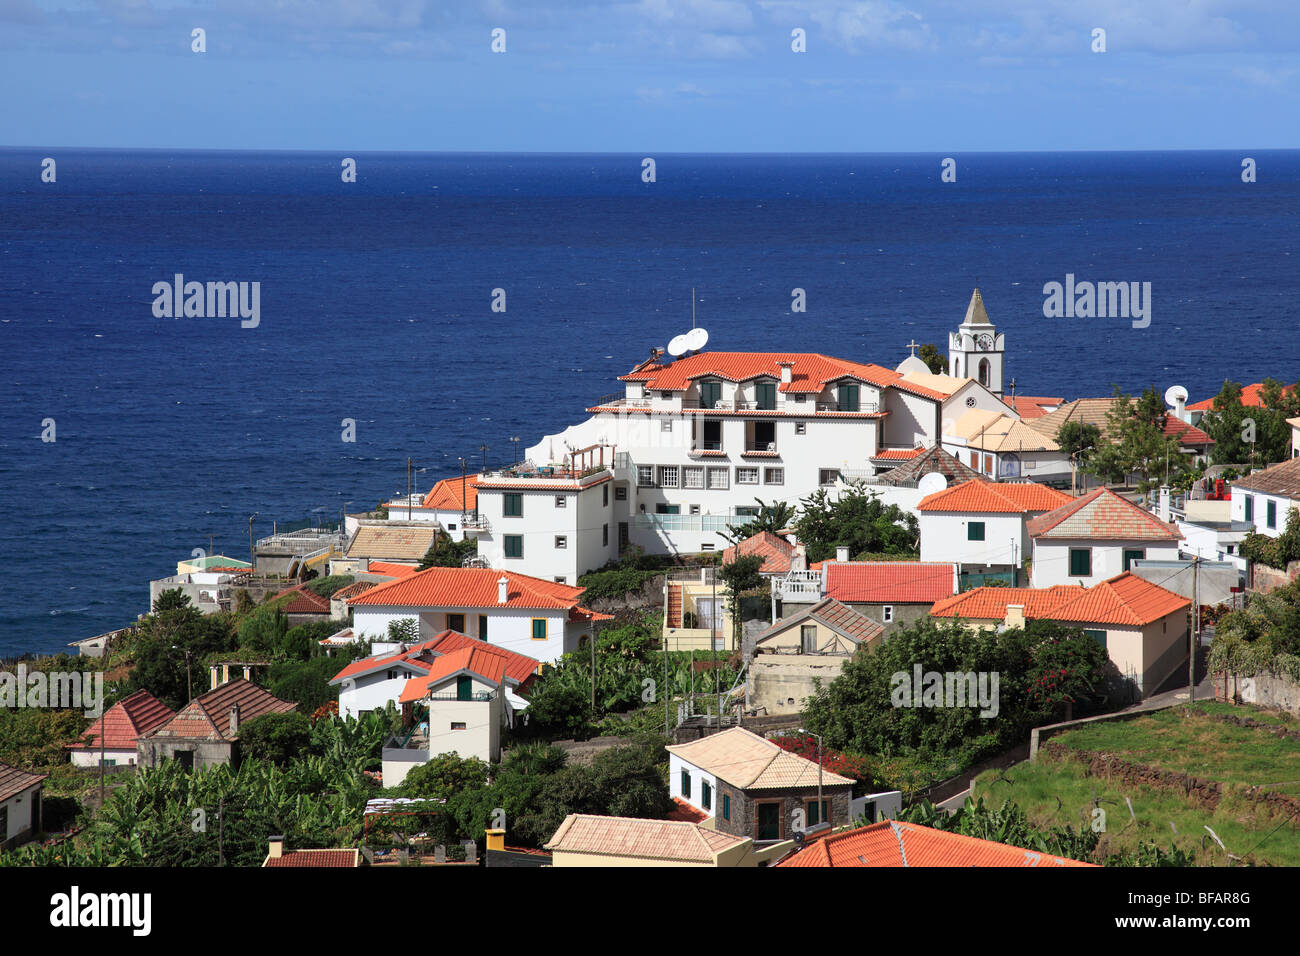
(486, 828, 505, 853)
(835, 546, 849, 563)
(790, 544, 807, 572)
(229, 702, 241, 736)
(268, 835, 285, 860)
(1158, 485, 1171, 523)
(778, 361, 794, 384)
(1004, 604, 1026, 628)
(498, 576, 509, 605)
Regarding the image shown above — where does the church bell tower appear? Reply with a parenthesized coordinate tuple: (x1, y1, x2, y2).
(948, 288, 1005, 397)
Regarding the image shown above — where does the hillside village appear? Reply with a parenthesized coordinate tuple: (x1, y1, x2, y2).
(7, 288, 1300, 868)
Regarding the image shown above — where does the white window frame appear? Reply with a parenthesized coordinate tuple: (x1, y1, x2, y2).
(882, 605, 894, 623)
(555, 535, 567, 549)
(683, 466, 706, 490)
(659, 465, 680, 488)
(555, 495, 567, 507)
(736, 467, 759, 485)
(707, 467, 729, 490)
(764, 467, 784, 485)
(637, 465, 655, 487)
(795, 422, 807, 435)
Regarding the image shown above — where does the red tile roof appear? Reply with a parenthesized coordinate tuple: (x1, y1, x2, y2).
(143, 679, 296, 742)
(918, 480, 1073, 514)
(0, 761, 47, 802)
(824, 561, 957, 604)
(1001, 396, 1063, 420)
(330, 581, 379, 602)
(666, 797, 712, 824)
(1188, 382, 1292, 412)
(618, 352, 948, 402)
(274, 585, 331, 615)
(329, 639, 441, 685)
(930, 572, 1190, 627)
(367, 561, 420, 578)
(421, 474, 480, 512)
(1232, 457, 1300, 500)
(399, 641, 541, 703)
(69, 689, 174, 752)
(1163, 417, 1213, 446)
(721, 531, 796, 574)
(777, 820, 1095, 867)
(872, 447, 927, 461)
(264, 849, 360, 868)
(1027, 488, 1180, 541)
(349, 566, 590, 611)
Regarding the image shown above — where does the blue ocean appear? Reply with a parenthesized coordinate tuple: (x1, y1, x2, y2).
(2, 149, 1298, 656)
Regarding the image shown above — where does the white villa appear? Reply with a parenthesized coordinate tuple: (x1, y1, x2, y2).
(1231, 458, 1300, 538)
(1028, 488, 1181, 588)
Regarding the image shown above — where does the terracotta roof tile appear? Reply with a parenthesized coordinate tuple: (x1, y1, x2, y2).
(350, 567, 588, 611)
(721, 531, 795, 574)
(420, 475, 480, 512)
(0, 761, 47, 802)
(399, 637, 540, 703)
(1027, 399, 1213, 446)
(69, 689, 174, 752)
(264, 849, 360, 868)
(143, 679, 296, 742)
(366, 561, 420, 578)
(930, 572, 1189, 627)
(1027, 488, 1180, 541)
(347, 525, 441, 561)
(1233, 457, 1300, 500)
(824, 562, 957, 604)
(667, 727, 855, 791)
(1188, 382, 1292, 412)
(544, 814, 749, 862)
(918, 480, 1073, 514)
(330, 581, 379, 602)
(875, 445, 987, 486)
(777, 820, 1095, 867)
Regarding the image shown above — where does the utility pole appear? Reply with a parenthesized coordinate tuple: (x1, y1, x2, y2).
(218, 797, 224, 867)
(459, 457, 468, 524)
(664, 628, 671, 737)
(407, 458, 413, 521)
(248, 512, 259, 570)
(1190, 556, 1199, 706)
(712, 567, 719, 728)
(480, 443, 489, 475)
(591, 622, 597, 717)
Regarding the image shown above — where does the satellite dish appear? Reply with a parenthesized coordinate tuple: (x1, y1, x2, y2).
(667, 334, 689, 358)
(918, 472, 949, 495)
(1164, 385, 1189, 407)
(684, 327, 709, 352)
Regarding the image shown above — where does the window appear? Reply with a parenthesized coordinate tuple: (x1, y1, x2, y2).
(656, 503, 681, 515)
(805, 798, 831, 827)
(795, 422, 807, 435)
(681, 769, 692, 799)
(1244, 495, 1253, 522)
(702, 780, 713, 810)
(838, 382, 860, 412)
(456, 675, 474, 701)
(450, 721, 467, 730)
(555, 535, 567, 549)
(819, 469, 840, 486)
(736, 467, 759, 484)
(700, 420, 722, 451)
(660, 391, 672, 400)
(701, 542, 714, 551)
(700, 380, 722, 409)
(1084, 628, 1107, 649)
(689, 504, 701, 515)
(531, 618, 547, 641)
(661, 418, 673, 432)
(722, 794, 731, 821)
(735, 506, 759, 517)
(447, 523, 457, 531)
(756, 381, 777, 410)
(503, 493, 522, 517)
(1122, 549, 1144, 572)
(603, 524, 609, 547)
(615, 486, 627, 501)
(387, 670, 399, 680)
(504, 535, 523, 558)
(603, 485, 609, 507)
(882, 605, 894, 623)
(478, 615, 488, 641)
(967, 521, 985, 541)
(447, 613, 465, 632)
(764, 467, 784, 485)
(683, 466, 706, 489)
(1267, 500, 1277, 529)
(801, 624, 817, 653)
(707, 467, 729, 490)
(637, 465, 654, 487)
(1069, 548, 1092, 577)
(555, 576, 566, 583)
(752, 421, 776, 450)
(984, 454, 994, 474)
(555, 495, 566, 507)
(659, 466, 680, 488)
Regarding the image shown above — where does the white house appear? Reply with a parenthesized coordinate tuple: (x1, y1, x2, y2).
(917, 480, 1073, 585)
(1028, 487, 1182, 588)
(383, 474, 484, 541)
(942, 407, 1070, 483)
(1231, 457, 1300, 538)
(0, 762, 45, 849)
(67, 690, 174, 768)
(344, 566, 611, 665)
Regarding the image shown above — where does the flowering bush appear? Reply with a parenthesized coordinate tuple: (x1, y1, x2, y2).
(770, 732, 880, 788)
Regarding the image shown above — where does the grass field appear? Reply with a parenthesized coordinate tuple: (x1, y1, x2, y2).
(971, 703, 1300, 866)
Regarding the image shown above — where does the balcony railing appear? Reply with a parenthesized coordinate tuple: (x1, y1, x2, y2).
(816, 401, 879, 413)
(635, 513, 756, 533)
(459, 515, 491, 531)
(774, 570, 824, 601)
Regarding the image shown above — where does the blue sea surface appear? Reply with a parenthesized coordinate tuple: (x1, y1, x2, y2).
(1, 149, 1298, 655)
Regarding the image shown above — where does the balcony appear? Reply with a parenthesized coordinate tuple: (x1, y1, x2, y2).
(634, 512, 756, 533)
(816, 401, 879, 414)
(773, 570, 824, 603)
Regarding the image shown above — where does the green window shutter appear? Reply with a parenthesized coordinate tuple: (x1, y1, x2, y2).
(756, 382, 776, 410)
(1084, 628, 1107, 649)
(1122, 549, 1144, 572)
(504, 493, 522, 517)
(504, 535, 523, 558)
(1267, 500, 1277, 528)
(701, 381, 721, 409)
(702, 781, 712, 810)
(967, 521, 985, 541)
(456, 676, 474, 701)
(532, 618, 547, 640)
(839, 383, 859, 412)
(722, 794, 730, 821)
(681, 769, 691, 798)
(1069, 548, 1092, 576)
(1245, 496, 1253, 521)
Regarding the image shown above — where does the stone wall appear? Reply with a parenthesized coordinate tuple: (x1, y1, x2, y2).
(714, 780, 852, 841)
(1240, 672, 1300, 715)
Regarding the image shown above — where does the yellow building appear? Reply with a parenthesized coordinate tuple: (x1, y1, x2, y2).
(663, 569, 736, 652)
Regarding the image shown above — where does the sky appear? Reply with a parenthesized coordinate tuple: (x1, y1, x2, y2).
(1, 0, 1298, 152)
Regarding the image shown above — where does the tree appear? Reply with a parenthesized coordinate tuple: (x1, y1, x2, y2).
(794, 485, 919, 563)
(718, 553, 765, 649)
(722, 498, 796, 543)
(1056, 421, 1102, 485)
(1203, 378, 1294, 466)
(129, 598, 237, 710)
(917, 343, 947, 375)
(1089, 385, 1183, 492)
(402, 752, 491, 800)
(237, 712, 312, 765)
(387, 618, 419, 644)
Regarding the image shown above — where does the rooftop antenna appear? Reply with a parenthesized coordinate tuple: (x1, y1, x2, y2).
(691, 287, 696, 328)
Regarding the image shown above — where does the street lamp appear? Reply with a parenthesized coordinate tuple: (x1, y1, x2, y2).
(509, 436, 521, 465)
(797, 727, 825, 831)
(248, 512, 259, 570)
